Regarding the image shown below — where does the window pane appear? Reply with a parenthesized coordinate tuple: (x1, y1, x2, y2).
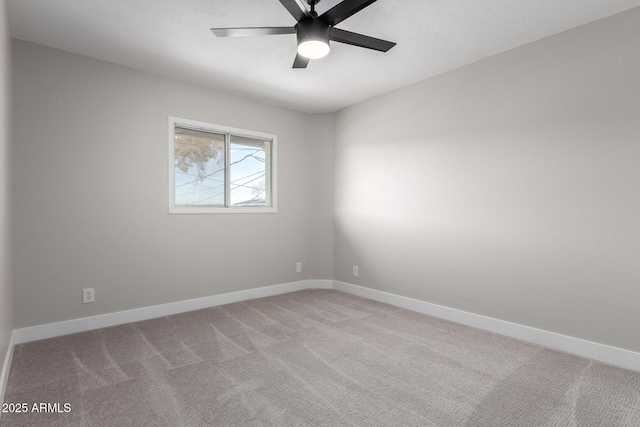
(229, 136, 270, 207)
(174, 127, 225, 206)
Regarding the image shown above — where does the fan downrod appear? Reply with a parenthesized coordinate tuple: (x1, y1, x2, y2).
(306, 0, 320, 17)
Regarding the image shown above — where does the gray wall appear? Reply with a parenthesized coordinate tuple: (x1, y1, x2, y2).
(0, 0, 13, 365)
(334, 8, 640, 352)
(12, 40, 333, 328)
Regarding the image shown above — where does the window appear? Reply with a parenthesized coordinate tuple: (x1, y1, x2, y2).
(169, 117, 277, 213)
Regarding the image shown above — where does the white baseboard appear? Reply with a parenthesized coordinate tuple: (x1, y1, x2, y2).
(333, 281, 640, 373)
(14, 279, 332, 345)
(0, 330, 15, 415)
(10, 279, 640, 373)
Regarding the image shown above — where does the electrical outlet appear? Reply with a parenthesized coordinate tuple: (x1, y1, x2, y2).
(296, 262, 302, 273)
(353, 266, 359, 277)
(83, 288, 95, 304)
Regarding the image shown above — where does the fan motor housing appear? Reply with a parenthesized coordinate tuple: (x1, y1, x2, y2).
(296, 18, 330, 46)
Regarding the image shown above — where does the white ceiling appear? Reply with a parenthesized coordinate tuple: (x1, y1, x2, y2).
(7, 0, 640, 113)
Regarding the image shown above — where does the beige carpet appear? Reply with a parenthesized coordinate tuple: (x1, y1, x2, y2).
(2, 289, 639, 426)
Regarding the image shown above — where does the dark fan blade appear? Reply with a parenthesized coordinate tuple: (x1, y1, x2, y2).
(278, 0, 310, 22)
(292, 53, 310, 68)
(330, 28, 395, 52)
(320, 0, 378, 26)
(211, 27, 295, 37)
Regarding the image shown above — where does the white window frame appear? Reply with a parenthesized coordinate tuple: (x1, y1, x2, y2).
(168, 116, 277, 214)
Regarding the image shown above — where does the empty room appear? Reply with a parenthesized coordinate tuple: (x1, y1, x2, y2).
(1, 0, 640, 425)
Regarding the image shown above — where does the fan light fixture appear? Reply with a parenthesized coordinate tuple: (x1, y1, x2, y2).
(296, 18, 330, 59)
(297, 39, 330, 59)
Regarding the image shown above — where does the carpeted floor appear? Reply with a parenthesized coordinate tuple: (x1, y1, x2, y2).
(2, 289, 640, 426)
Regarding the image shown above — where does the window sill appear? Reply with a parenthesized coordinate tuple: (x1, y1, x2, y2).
(169, 206, 278, 214)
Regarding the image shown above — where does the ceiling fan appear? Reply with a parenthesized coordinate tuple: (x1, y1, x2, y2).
(211, 0, 396, 68)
